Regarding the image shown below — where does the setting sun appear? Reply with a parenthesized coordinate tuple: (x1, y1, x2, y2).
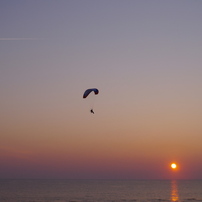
(171, 163, 177, 169)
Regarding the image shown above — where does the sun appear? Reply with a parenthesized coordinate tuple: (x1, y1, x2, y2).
(171, 163, 177, 169)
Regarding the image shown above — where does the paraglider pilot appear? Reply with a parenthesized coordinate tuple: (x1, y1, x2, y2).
(90, 109, 94, 114)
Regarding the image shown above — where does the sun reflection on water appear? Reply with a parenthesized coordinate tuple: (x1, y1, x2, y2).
(171, 180, 179, 202)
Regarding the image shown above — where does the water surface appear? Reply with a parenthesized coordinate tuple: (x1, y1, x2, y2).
(0, 179, 202, 202)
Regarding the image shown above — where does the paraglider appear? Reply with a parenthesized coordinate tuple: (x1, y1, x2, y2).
(83, 88, 99, 98)
(83, 88, 99, 114)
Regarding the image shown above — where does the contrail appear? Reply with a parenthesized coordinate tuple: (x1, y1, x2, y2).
(0, 38, 43, 40)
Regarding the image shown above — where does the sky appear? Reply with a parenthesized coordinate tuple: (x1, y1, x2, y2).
(1, 0, 202, 180)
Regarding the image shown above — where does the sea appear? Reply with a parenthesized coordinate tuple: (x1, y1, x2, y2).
(0, 179, 202, 202)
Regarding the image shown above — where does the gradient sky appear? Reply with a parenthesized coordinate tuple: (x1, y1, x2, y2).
(1, 0, 202, 179)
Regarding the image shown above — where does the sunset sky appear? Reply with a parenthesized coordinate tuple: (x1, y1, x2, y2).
(1, 0, 202, 179)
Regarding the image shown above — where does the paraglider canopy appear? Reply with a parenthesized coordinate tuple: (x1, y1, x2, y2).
(83, 88, 99, 98)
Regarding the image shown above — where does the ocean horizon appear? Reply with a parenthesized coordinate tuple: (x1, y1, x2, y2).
(0, 179, 202, 202)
